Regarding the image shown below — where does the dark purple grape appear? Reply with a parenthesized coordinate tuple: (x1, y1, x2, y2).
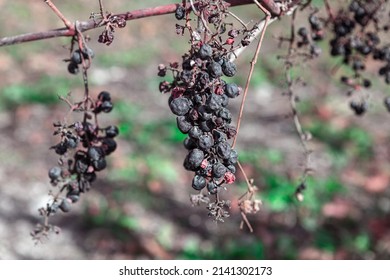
(212, 162, 227, 178)
(184, 137, 197, 150)
(207, 61, 223, 78)
(71, 50, 82, 64)
(199, 121, 212, 132)
(68, 62, 79, 74)
(177, 116, 192, 134)
(169, 97, 191, 116)
(220, 94, 229, 107)
(207, 181, 218, 194)
(101, 101, 113, 113)
(225, 83, 240, 98)
(66, 194, 80, 203)
(222, 60, 237, 77)
(184, 149, 204, 171)
(350, 100, 367, 116)
(175, 5, 186, 20)
(218, 108, 232, 122)
(98, 91, 111, 102)
(65, 136, 78, 149)
(88, 146, 104, 161)
(92, 158, 107, 171)
(82, 47, 95, 59)
(189, 126, 202, 139)
(53, 142, 67, 155)
(105, 125, 119, 138)
(102, 138, 117, 155)
(226, 164, 236, 173)
(198, 134, 214, 151)
(192, 175, 207, 190)
(48, 166, 62, 181)
(59, 199, 71, 213)
(213, 130, 227, 143)
(207, 93, 222, 112)
(75, 154, 89, 174)
(216, 141, 231, 159)
(225, 149, 238, 165)
(198, 44, 213, 59)
(198, 105, 212, 121)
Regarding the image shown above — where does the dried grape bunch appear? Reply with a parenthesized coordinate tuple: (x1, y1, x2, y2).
(327, 0, 390, 114)
(158, 1, 250, 219)
(31, 91, 118, 242)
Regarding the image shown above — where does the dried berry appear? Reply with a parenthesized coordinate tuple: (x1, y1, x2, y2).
(225, 83, 240, 98)
(105, 125, 119, 138)
(198, 134, 214, 151)
(208, 61, 223, 78)
(59, 199, 71, 213)
(175, 5, 186, 20)
(98, 91, 111, 102)
(177, 116, 193, 133)
(184, 149, 204, 171)
(192, 175, 207, 190)
(198, 44, 213, 59)
(222, 60, 237, 77)
(48, 166, 62, 181)
(169, 97, 191, 116)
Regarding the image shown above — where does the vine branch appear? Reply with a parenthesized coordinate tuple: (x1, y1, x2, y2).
(0, 0, 284, 48)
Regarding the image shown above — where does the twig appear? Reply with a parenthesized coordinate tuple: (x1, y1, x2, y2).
(240, 211, 254, 232)
(229, 4, 298, 61)
(227, 11, 249, 30)
(283, 10, 313, 195)
(323, 0, 335, 21)
(44, 0, 73, 29)
(99, 0, 105, 17)
(232, 0, 271, 149)
(237, 160, 251, 192)
(189, 0, 199, 15)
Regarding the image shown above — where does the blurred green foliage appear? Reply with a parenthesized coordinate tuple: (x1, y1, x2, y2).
(308, 120, 373, 159)
(0, 75, 78, 109)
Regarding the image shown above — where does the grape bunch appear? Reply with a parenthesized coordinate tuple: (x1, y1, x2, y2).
(32, 91, 118, 240)
(327, 0, 390, 114)
(295, 12, 324, 58)
(158, 4, 243, 196)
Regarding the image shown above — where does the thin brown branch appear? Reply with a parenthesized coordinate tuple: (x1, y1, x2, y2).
(0, 1, 283, 47)
(232, 0, 271, 148)
(282, 11, 313, 188)
(44, 0, 73, 29)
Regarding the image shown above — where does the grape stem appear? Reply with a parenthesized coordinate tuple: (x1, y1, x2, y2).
(232, 0, 271, 149)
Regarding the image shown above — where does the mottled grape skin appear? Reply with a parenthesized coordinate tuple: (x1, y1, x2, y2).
(169, 97, 191, 116)
(222, 60, 237, 77)
(175, 6, 186, 20)
(212, 162, 227, 178)
(207, 61, 223, 78)
(198, 134, 214, 151)
(216, 141, 232, 159)
(177, 116, 193, 133)
(192, 175, 207, 190)
(48, 166, 62, 181)
(207, 181, 218, 194)
(225, 83, 240, 98)
(198, 44, 213, 59)
(184, 149, 204, 171)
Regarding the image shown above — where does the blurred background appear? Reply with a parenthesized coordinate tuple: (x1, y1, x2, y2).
(0, 0, 390, 259)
